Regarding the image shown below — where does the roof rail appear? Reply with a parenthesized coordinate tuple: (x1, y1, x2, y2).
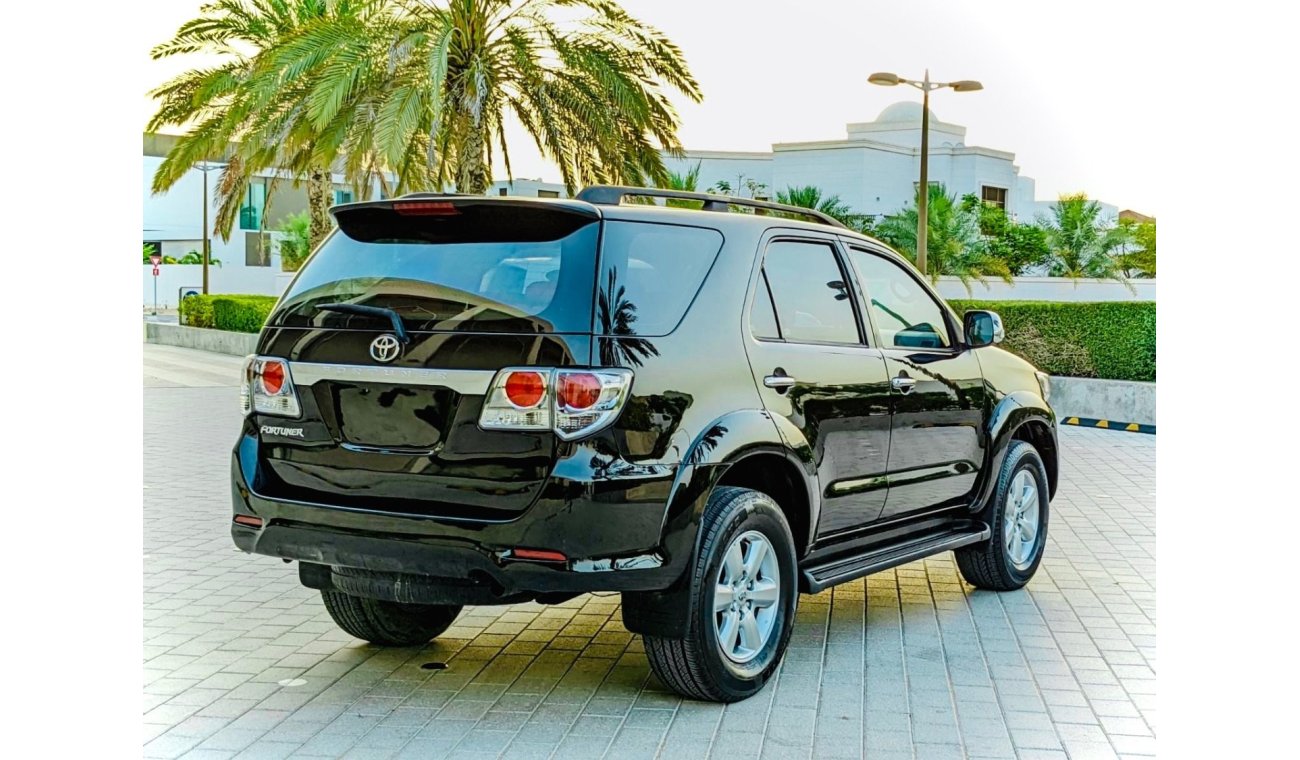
(576, 185, 848, 229)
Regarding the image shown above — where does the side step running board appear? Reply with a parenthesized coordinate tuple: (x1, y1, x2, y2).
(800, 523, 991, 593)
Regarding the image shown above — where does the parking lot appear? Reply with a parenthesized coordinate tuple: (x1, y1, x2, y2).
(144, 344, 1155, 760)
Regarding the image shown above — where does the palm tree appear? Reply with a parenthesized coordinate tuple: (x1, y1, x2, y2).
(1038, 193, 1132, 282)
(874, 183, 1012, 290)
(652, 161, 702, 207)
(147, 0, 357, 248)
(776, 184, 877, 233)
(270, 0, 702, 196)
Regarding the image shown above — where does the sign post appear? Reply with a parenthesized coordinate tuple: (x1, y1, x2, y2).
(150, 252, 162, 315)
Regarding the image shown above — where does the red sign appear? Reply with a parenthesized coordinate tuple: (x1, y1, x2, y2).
(149, 253, 162, 266)
(152, 266, 160, 276)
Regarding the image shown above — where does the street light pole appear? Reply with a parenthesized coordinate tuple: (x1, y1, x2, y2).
(868, 70, 983, 277)
(195, 160, 222, 295)
(202, 161, 210, 295)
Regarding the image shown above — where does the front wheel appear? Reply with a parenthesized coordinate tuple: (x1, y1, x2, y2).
(321, 590, 461, 646)
(644, 487, 798, 702)
(956, 440, 1050, 590)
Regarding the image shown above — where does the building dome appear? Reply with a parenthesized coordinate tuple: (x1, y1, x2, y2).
(875, 101, 936, 124)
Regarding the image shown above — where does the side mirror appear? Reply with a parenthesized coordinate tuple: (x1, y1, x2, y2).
(964, 310, 1005, 348)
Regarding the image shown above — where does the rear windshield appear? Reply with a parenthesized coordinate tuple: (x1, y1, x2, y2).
(271, 204, 599, 333)
(270, 205, 723, 336)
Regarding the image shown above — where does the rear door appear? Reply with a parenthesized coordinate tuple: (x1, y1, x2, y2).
(844, 245, 988, 519)
(743, 232, 893, 539)
(255, 199, 601, 519)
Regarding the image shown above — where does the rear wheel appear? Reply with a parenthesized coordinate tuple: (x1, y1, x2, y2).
(320, 590, 461, 646)
(644, 487, 798, 702)
(956, 440, 1050, 590)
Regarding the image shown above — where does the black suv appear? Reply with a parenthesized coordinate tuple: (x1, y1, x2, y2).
(231, 187, 1058, 702)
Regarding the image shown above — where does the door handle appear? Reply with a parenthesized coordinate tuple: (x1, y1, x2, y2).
(764, 373, 796, 390)
(891, 375, 917, 394)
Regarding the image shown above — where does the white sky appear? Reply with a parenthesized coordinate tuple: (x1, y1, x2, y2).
(141, 0, 1162, 214)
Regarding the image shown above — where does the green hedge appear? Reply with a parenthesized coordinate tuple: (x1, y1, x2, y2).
(180, 294, 279, 334)
(947, 299, 1155, 382)
(173, 293, 1154, 381)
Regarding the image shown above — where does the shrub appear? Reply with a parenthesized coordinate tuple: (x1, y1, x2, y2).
(180, 294, 278, 333)
(947, 299, 1155, 382)
(179, 294, 215, 328)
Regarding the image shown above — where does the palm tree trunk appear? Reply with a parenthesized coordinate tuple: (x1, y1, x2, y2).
(307, 170, 333, 248)
(454, 123, 490, 195)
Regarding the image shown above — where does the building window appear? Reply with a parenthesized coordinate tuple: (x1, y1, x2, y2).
(245, 232, 270, 267)
(981, 185, 1007, 210)
(239, 180, 267, 230)
(498, 187, 509, 196)
(333, 188, 354, 205)
(537, 190, 560, 198)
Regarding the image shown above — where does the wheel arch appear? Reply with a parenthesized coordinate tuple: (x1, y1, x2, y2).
(625, 411, 818, 638)
(976, 391, 1059, 511)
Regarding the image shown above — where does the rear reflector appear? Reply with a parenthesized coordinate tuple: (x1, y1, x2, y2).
(511, 548, 567, 562)
(393, 201, 460, 216)
(233, 515, 264, 528)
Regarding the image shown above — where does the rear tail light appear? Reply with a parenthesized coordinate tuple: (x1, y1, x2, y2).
(504, 371, 546, 408)
(240, 355, 301, 418)
(393, 201, 460, 216)
(479, 367, 633, 440)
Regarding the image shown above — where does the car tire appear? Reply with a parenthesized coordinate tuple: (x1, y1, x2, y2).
(320, 590, 461, 646)
(643, 486, 798, 702)
(956, 440, 1050, 591)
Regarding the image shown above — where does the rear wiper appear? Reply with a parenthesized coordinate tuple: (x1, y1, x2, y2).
(316, 303, 410, 344)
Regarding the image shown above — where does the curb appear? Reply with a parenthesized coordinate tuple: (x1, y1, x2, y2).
(145, 321, 259, 357)
(1061, 416, 1155, 435)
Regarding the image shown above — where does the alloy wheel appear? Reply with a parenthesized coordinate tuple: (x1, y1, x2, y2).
(1003, 469, 1041, 571)
(713, 530, 781, 663)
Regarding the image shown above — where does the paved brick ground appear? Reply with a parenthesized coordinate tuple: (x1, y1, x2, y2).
(143, 345, 1156, 759)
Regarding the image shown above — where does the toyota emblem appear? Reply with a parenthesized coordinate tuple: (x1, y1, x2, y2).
(369, 334, 402, 363)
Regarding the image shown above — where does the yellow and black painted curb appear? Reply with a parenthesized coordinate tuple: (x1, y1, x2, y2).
(1061, 417, 1155, 435)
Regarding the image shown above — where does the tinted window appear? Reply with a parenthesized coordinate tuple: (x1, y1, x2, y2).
(750, 271, 781, 339)
(274, 207, 599, 333)
(850, 249, 952, 349)
(597, 222, 723, 336)
(762, 241, 860, 344)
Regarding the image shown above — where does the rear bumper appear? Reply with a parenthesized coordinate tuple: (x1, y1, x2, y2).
(230, 432, 690, 601)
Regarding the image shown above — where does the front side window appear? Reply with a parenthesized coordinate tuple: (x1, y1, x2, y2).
(761, 240, 860, 345)
(850, 248, 952, 349)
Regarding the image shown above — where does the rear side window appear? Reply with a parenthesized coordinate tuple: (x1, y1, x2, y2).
(597, 222, 723, 337)
(761, 240, 860, 344)
(272, 203, 599, 333)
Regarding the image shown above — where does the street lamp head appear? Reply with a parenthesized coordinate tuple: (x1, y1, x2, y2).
(868, 72, 901, 86)
(949, 80, 984, 92)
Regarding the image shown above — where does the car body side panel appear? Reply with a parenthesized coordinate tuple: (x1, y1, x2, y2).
(876, 350, 989, 519)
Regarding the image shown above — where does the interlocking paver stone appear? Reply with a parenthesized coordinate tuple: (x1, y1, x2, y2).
(143, 344, 1156, 758)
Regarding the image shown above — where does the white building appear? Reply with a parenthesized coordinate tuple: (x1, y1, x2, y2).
(662, 101, 1117, 223)
(144, 104, 1118, 304)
